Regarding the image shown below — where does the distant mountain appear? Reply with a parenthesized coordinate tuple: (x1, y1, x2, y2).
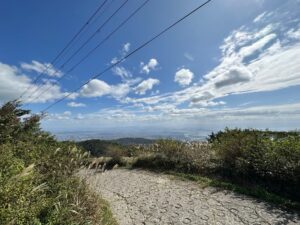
(112, 138, 155, 145)
(76, 138, 155, 157)
(77, 139, 123, 157)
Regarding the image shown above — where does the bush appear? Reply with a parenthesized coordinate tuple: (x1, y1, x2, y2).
(210, 128, 300, 200)
(0, 101, 109, 224)
(130, 129, 300, 204)
(77, 139, 132, 158)
(132, 139, 213, 174)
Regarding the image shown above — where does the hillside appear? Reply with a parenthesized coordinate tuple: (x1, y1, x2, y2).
(112, 137, 155, 145)
(0, 101, 117, 225)
(77, 138, 154, 157)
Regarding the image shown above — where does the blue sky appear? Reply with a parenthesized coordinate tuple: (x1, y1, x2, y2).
(1, 0, 300, 138)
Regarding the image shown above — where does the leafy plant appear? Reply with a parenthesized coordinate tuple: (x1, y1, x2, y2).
(0, 101, 116, 224)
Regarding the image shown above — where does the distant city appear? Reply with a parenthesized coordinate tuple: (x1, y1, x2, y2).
(52, 129, 210, 142)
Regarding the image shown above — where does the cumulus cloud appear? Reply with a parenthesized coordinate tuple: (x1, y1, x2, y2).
(45, 102, 300, 131)
(79, 79, 131, 100)
(125, 2, 300, 110)
(67, 102, 86, 107)
(21, 60, 63, 77)
(110, 83, 131, 99)
(0, 61, 66, 104)
(134, 78, 160, 95)
(43, 2, 300, 132)
(214, 66, 252, 88)
(140, 58, 158, 74)
(80, 79, 111, 97)
(47, 111, 72, 120)
(174, 68, 194, 87)
(0, 62, 30, 102)
(190, 91, 214, 103)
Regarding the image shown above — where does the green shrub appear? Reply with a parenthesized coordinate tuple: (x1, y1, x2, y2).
(77, 139, 132, 158)
(131, 129, 300, 204)
(0, 101, 111, 224)
(210, 128, 300, 200)
(132, 139, 213, 174)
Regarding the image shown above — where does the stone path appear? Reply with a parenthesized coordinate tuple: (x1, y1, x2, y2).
(79, 169, 300, 225)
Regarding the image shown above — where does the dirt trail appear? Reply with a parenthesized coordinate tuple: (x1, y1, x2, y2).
(79, 169, 299, 225)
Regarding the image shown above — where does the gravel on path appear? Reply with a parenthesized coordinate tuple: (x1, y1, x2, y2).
(79, 169, 300, 225)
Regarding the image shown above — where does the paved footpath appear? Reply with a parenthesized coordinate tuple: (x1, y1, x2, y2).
(79, 169, 300, 225)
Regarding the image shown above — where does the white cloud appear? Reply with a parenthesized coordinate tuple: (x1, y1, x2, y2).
(124, 5, 300, 109)
(112, 66, 132, 79)
(174, 68, 194, 87)
(21, 60, 63, 77)
(287, 28, 300, 40)
(110, 42, 131, 66)
(141, 58, 158, 74)
(239, 33, 276, 58)
(79, 79, 131, 100)
(110, 57, 118, 64)
(0, 61, 67, 104)
(80, 79, 111, 97)
(190, 100, 226, 108)
(67, 102, 86, 107)
(253, 11, 275, 24)
(122, 42, 131, 53)
(184, 53, 194, 61)
(0, 62, 30, 102)
(253, 11, 267, 23)
(47, 111, 72, 120)
(44, 102, 300, 131)
(254, 24, 276, 39)
(134, 78, 160, 95)
(110, 83, 131, 99)
(42, 2, 300, 133)
(213, 66, 252, 88)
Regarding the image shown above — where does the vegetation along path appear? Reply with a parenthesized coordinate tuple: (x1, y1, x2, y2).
(79, 169, 300, 225)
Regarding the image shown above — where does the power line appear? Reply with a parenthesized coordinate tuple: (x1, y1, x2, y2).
(56, 0, 117, 62)
(29, 0, 150, 104)
(41, 0, 212, 113)
(51, 0, 110, 65)
(18, 0, 109, 100)
(25, 0, 129, 102)
(59, 0, 129, 69)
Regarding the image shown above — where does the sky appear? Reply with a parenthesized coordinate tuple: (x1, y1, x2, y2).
(1, 0, 300, 139)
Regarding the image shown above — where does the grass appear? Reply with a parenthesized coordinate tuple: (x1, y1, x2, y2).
(78, 124, 300, 213)
(98, 199, 118, 225)
(125, 157, 300, 211)
(0, 101, 119, 225)
(165, 171, 300, 211)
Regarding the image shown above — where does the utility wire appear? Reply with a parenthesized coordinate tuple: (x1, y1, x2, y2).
(41, 0, 212, 113)
(57, 0, 116, 64)
(25, 0, 129, 103)
(18, 0, 109, 100)
(29, 0, 150, 104)
(59, 0, 129, 69)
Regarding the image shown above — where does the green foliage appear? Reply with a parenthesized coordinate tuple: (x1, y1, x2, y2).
(130, 129, 300, 207)
(168, 172, 300, 210)
(210, 128, 300, 200)
(132, 139, 213, 174)
(0, 101, 114, 224)
(78, 139, 132, 158)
